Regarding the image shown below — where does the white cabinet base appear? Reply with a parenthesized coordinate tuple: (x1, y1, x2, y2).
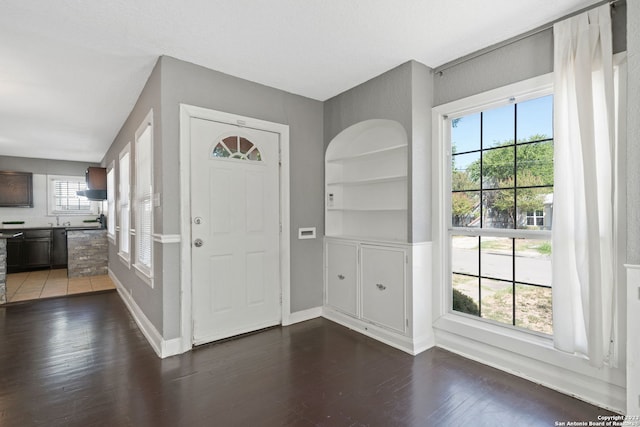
(323, 237, 434, 356)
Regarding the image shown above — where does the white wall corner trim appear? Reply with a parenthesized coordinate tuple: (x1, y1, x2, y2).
(282, 306, 322, 326)
(152, 233, 181, 244)
(625, 264, 640, 416)
(109, 269, 182, 358)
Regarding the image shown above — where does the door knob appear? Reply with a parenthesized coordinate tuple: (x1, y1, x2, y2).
(194, 239, 204, 247)
(376, 283, 386, 291)
(338, 274, 345, 280)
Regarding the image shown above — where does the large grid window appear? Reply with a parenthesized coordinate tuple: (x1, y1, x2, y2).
(47, 175, 95, 215)
(134, 112, 153, 281)
(450, 94, 554, 335)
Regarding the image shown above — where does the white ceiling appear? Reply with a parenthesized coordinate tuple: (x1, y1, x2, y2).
(0, 0, 598, 163)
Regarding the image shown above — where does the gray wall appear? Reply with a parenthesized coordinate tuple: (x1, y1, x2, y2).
(324, 62, 413, 146)
(160, 56, 325, 332)
(410, 61, 434, 242)
(102, 55, 325, 340)
(627, 0, 640, 263)
(323, 60, 434, 243)
(101, 59, 164, 335)
(434, 2, 626, 106)
(0, 156, 98, 176)
(434, 30, 553, 106)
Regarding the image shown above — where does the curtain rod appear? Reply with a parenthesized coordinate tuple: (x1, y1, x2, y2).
(433, 0, 621, 75)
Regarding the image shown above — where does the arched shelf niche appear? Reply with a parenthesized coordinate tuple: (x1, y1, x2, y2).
(325, 119, 408, 242)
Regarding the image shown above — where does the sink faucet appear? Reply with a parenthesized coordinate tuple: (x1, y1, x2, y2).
(56, 216, 60, 226)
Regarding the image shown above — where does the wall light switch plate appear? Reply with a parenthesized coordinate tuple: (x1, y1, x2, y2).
(153, 193, 161, 207)
(298, 227, 316, 240)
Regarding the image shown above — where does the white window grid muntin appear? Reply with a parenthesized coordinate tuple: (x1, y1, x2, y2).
(443, 80, 554, 334)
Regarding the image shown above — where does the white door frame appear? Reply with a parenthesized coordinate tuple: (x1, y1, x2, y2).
(179, 104, 291, 352)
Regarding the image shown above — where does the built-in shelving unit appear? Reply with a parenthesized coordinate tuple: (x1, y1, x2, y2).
(323, 120, 432, 356)
(325, 120, 408, 243)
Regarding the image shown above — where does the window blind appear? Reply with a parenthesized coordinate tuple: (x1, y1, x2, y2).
(53, 179, 91, 212)
(119, 150, 130, 257)
(135, 124, 153, 271)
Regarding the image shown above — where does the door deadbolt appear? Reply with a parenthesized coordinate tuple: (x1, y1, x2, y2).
(194, 239, 204, 247)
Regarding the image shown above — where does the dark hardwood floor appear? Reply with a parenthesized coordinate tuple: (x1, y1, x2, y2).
(0, 292, 614, 426)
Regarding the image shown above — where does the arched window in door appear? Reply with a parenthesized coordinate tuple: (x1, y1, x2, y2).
(212, 136, 262, 161)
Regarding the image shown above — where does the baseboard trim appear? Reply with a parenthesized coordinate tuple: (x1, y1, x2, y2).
(109, 269, 182, 359)
(322, 307, 431, 355)
(283, 306, 322, 326)
(434, 325, 626, 413)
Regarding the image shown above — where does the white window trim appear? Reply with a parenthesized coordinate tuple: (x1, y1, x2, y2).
(432, 73, 555, 341)
(46, 174, 98, 216)
(133, 109, 154, 287)
(432, 68, 627, 402)
(118, 143, 132, 267)
(106, 161, 116, 244)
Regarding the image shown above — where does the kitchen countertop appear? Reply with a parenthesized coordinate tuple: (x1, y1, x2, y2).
(0, 232, 23, 239)
(0, 225, 102, 231)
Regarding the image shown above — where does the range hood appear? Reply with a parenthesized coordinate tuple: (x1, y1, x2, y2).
(76, 189, 107, 200)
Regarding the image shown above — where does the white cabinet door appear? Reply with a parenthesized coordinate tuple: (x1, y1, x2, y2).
(361, 245, 406, 333)
(326, 241, 358, 316)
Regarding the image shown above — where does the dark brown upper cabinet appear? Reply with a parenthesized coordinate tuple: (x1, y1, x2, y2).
(0, 171, 33, 208)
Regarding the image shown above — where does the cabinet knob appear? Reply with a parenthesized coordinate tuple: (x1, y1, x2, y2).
(376, 283, 386, 291)
(337, 274, 345, 280)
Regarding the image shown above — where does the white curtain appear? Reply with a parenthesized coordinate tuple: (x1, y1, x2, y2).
(552, 4, 616, 367)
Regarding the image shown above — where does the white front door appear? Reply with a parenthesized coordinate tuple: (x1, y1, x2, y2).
(190, 118, 281, 345)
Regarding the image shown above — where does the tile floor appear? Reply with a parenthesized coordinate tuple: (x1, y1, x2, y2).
(6, 269, 116, 303)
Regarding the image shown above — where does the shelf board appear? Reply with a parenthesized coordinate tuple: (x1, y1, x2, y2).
(326, 175, 407, 186)
(326, 144, 407, 163)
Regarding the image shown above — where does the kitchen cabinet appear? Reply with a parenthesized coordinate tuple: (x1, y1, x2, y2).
(6, 238, 23, 270)
(51, 228, 68, 267)
(86, 167, 107, 190)
(6, 228, 69, 273)
(24, 238, 50, 268)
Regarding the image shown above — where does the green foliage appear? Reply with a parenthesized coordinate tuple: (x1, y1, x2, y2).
(452, 170, 478, 191)
(537, 241, 552, 255)
(453, 134, 553, 226)
(452, 192, 476, 226)
(467, 134, 553, 185)
(452, 289, 479, 316)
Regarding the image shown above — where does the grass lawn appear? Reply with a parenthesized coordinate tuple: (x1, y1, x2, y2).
(453, 274, 552, 335)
